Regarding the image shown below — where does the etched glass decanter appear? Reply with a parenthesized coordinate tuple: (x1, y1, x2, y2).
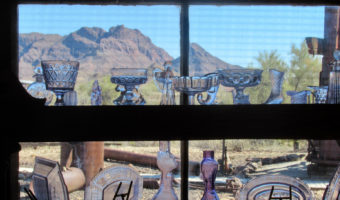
(152, 141, 178, 200)
(327, 50, 340, 104)
(41, 60, 79, 106)
(27, 66, 54, 105)
(201, 151, 219, 200)
(153, 61, 176, 105)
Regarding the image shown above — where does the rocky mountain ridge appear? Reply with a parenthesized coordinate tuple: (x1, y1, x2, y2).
(19, 25, 240, 82)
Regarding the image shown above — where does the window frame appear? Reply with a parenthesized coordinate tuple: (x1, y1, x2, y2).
(6, 1, 340, 199)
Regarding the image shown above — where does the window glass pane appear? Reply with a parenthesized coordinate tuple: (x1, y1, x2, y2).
(189, 6, 335, 105)
(18, 5, 180, 106)
(19, 141, 181, 199)
(189, 139, 339, 200)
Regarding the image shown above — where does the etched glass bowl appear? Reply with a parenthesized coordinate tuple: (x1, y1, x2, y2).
(218, 68, 263, 104)
(217, 68, 263, 88)
(110, 68, 148, 105)
(111, 68, 148, 87)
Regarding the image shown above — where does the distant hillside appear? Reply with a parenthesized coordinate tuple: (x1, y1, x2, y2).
(19, 25, 241, 82)
(172, 43, 242, 76)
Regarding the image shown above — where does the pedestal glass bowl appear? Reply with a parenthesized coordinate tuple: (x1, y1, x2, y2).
(41, 60, 79, 106)
(217, 69, 263, 104)
(111, 68, 148, 105)
(172, 75, 217, 105)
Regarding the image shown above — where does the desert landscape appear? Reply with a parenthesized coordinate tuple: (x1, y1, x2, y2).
(18, 140, 334, 200)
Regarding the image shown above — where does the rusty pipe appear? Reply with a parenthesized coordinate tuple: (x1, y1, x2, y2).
(82, 142, 104, 186)
(29, 167, 85, 194)
(104, 148, 200, 175)
(62, 167, 85, 192)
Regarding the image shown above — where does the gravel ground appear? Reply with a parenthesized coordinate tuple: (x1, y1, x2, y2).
(18, 141, 328, 199)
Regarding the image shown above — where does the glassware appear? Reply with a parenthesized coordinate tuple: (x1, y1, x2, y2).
(111, 68, 148, 105)
(201, 150, 219, 200)
(218, 69, 263, 104)
(197, 73, 220, 105)
(27, 66, 54, 105)
(322, 164, 340, 200)
(307, 86, 328, 104)
(41, 60, 79, 106)
(286, 90, 311, 104)
(264, 69, 285, 104)
(91, 80, 103, 105)
(153, 62, 176, 105)
(152, 141, 178, 200)
(172, 75, 218, 105)
(236, 175, 314, 200)
(327, 50, 340, 104)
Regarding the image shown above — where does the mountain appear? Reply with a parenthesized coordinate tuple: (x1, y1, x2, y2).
(172, 43, 242, 76)
(19, 25, 241, 82)
(19, 25, 173, 82)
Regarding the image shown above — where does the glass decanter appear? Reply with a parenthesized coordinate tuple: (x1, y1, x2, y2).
(111, 68, 148, 105)
(152, 141, 178, 200)
(153, 62, 176, 105)
(41, 60, 79, 106)
(327, 50, 340, 104)
(27, 66, 54, 105)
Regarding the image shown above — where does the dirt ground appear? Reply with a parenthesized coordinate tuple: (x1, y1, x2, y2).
(18, 141, 331, 199)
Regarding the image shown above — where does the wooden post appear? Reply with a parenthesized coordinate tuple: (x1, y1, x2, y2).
(306, 7, 340, 86)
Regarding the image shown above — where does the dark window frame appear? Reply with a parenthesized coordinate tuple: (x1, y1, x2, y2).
(4, 1, 340, 199)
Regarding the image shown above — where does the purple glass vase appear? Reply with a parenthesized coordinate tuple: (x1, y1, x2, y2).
(201, 151, 219, 200)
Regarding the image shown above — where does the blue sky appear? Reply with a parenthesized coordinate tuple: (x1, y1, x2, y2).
(19, 5, 325, 68)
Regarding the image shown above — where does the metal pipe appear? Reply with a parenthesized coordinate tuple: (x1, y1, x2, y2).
(104, 148, 200, 174)
(62, 167, 86, 192)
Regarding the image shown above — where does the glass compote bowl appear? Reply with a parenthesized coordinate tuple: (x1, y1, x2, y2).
(217, 69, 263, 104)
(172, 75, 217, 105)
(111, 68, 148, 105)
(41, 60, 79, 106)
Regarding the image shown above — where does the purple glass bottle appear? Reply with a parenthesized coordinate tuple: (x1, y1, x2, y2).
(201, 150, 219, 200)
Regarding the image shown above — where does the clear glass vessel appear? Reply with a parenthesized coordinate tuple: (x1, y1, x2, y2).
(172, 75, 219, 105)
(153, 62, 176, 105)
(111, 68, 148, 105)
(327, 50, 340, 104)
(264, 69, 284, 104)
(308, 86, 328, 104)
(286, 90, 311, 104)
(218, 69, 263, 104)
(27, 66, 54, 105)
(41, 60, 79, 106)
